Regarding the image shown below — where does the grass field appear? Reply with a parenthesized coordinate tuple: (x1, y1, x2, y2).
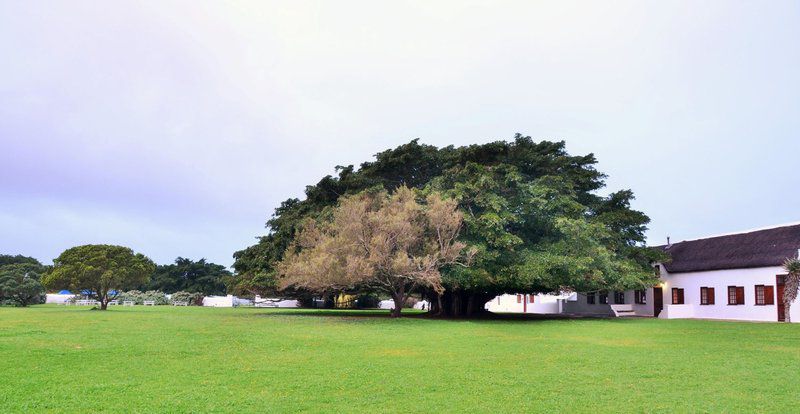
(1, 306, 799, 413)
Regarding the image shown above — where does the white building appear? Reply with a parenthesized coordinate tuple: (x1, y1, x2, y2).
(485, 293, 573, 314)
(45, 292, 75, 304)
(491, 223, 800, 323)
(201, 294, 253, 307)
(563, 223, 800, 322)
(254, 296, 299, 308)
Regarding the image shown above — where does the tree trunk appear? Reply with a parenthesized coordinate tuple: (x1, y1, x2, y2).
(785, 273, 799, 323)
(100, 297, 108, 310)
(391, 294, 403, 317)
(436, 290, 494, 318)
(390, 284, 405, 318)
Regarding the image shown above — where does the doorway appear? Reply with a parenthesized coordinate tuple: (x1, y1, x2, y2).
(653, 287, 663, 318)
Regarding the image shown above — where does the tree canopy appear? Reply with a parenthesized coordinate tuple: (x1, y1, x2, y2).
(0, 254, 42, 267)
(233, 135, 662, 316)
(0, 256, 46, 307)
(279, 187, 473, 317)
(146, 257, 231, 295)
(43, 245, 156, 310)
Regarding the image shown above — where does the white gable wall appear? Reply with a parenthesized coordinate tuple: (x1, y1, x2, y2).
(658, 265, 799, 322)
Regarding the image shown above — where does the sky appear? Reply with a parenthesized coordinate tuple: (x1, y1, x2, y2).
(1, 1, 799, 267)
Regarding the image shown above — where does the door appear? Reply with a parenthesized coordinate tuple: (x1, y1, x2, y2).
(653, 287, 663, 318)
(777, 275, 786, 322)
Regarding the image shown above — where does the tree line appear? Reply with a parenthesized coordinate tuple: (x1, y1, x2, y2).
(0, 250, 232, 310)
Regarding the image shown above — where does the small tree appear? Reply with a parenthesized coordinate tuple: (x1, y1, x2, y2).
(43, 245, 156, 310)
(783, 258, 800, 323)
(279, 186, 474, 317)
(0, 263, 46, 307)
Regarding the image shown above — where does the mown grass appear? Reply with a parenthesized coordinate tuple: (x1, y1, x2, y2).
(1, 306, 798, 413)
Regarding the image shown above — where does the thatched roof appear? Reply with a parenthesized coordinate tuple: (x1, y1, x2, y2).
(660, 223, 800, 273)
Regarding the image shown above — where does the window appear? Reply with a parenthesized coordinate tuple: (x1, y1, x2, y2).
(586, 293, 595, 304)
(755, 285, 774, 306)
(671, 288, 684, 305)
(654, 264, 661, 275)
(528, 294, 535, 304)
(516, 294, 522, 303)
(599, 291, 608, 304)
(614, 292, 625, 304)
(634, 290, 647, 304)
(700, 287, 715, 305)
(728, 286, 744, 305)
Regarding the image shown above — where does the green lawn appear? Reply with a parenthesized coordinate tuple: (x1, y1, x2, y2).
(1, 306, 798, 413)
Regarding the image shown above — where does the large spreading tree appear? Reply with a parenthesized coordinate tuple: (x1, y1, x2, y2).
(43, 245, 156, 310)
(233, 135, 662, 316)
(279, 187, 474, 317)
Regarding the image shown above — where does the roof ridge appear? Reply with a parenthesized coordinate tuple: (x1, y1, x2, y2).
(672, 221, 800, 244)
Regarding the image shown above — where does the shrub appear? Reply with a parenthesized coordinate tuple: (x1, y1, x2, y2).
(170, 291, 203, 305)
(116, 290, 168, 305)
(355, 294, 380, 309)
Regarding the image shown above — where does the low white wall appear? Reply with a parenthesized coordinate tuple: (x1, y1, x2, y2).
(660, 304, 695, 319)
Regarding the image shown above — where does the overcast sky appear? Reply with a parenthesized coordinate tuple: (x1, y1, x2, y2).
(1, 1, 798, 267)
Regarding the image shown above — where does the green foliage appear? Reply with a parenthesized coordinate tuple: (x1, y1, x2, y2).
(0, 262, 46, 306)
(116, 290, 168, 305)
(147, 257, 231, 295)
(170, 291, 203, 305)
(233, 135, 662, 307)
(43, 245, 156, 309)
(0, 254, 41, 267)
(355, 294, 380, 309)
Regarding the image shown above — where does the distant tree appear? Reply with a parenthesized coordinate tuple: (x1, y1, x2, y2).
(43, 245, 155, 310)
(0, 254, 41, 267)
(783, 258, 800, 323)
(278, 186, 474, 317)
(0, 260, 46, 307)
(147, 258, 231, 295)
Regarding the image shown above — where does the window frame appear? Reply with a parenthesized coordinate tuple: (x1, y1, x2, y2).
(755, 285, 775, 306)
(728, 286, 745, 305)
(599, 291, 608, 305)
(586, 293, 595, 304)
(614, 291, 625, 304)
(700, 287, 715, 305)
(634, 289, 647, 305)
(671, 288, 685, 305)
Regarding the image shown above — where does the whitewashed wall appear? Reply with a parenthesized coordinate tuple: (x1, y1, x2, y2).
(657, 265, 799, 322)
(485, 293, 569, 314)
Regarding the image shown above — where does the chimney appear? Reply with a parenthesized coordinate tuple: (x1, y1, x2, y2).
(667, 236, 671, 246)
